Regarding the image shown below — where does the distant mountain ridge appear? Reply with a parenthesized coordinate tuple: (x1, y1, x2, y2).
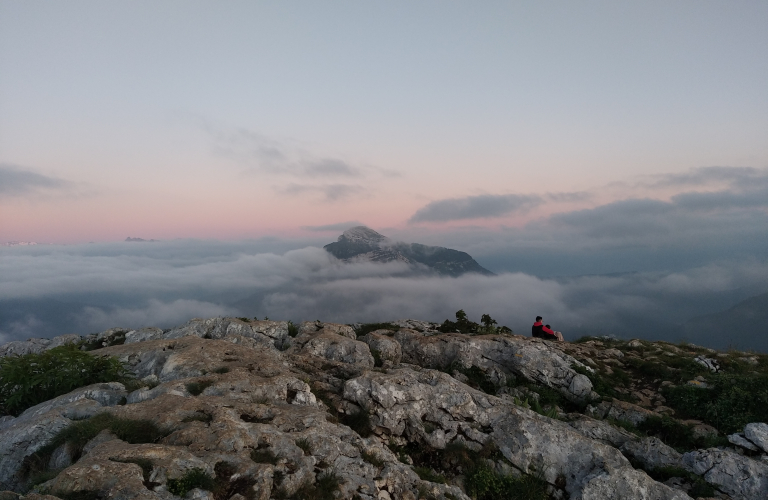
(681, 291, 768, 352)
(323, 226, 494, 277)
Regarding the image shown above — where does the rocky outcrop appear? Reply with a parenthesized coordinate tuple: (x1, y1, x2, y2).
(394, 330, 597, 401)
(4, 316, 766, 499)
(683, 448, 768, 500)
(0, 383, 127, 491)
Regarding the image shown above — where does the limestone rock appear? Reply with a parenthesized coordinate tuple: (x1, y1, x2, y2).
(575, 465, 693, 500)
(124, 327, 164, 344)
(0, 338, 51, 358)
(729, 433, 760, 452)
(359, 331, 402, 367)
(394, 330, 597, 401)
(297, 333, 374, 368)
(683, 448, 768, 500)
(163, 317, 290, 348)
(744, 423, 768, 453)
(0, 383, 127, 491)
(568, 414, 637, 447)
(588, 399, 658, 426)
(620, 437, 682, 470)
(342, 367, 654, 498)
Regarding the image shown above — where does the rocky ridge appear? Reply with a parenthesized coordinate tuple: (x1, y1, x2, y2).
(323, 227, 494, 277)
(0, 316, 767, 500)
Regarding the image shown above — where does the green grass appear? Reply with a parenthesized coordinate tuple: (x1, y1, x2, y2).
(414, 467, 447, 484)
(642, 465, 715, 498)
(465, 464, 550, 500)
(662, 373, 768, 434)
(186, 379, 214, 396)
(212, 366, 230, 374)
(295, 438, 312, 455)
(21, 413, 167, 481)
(0, 345, 133, 416)
(288, 321, 299, 337)
(370, 349, 384, 368)
(361, 449, 385, 467)
(275, 470, 342, 500)
(167, 468, 215, 497)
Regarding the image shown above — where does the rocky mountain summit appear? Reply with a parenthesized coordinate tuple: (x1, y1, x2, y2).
(324, 227, 494, 277)
(1, 316, 767, 500)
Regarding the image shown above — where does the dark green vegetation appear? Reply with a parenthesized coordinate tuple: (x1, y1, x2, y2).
(340, 410, 373, 437)
(287, 321, 299, 337)
(640, 466, 715, 498)
(438, 310, 512, 336)
(275, 470, 343, 500)
(167, 468, 216, 497)
(394, 440, 550, 500)
(354, 323, 399, 338)
(167, 462, 256, 500)
(79, 330, 128, 351)
(22, 413, 168, 484)
(663, 373, 768, 434)
(572, 336, 768, 445)
(636, 415, 728, 452)
(0, 345, 132, 416)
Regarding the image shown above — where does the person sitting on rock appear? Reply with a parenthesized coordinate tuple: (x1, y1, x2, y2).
(532, 316, 564, 341)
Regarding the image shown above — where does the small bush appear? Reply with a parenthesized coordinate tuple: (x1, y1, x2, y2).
(663, 373, 768, 434)
(288, 321, 299, 337)
(465, 464, 549, 500)
(186, 379, 214, 396)
(167, 468, 215, 497)
(250, 447, 278, 465)
(213, 366, 230, 374)
(361, 450, 384, 467)
(22, 413, 166, 480)
(414, 466, 447, 484)
(236, 317, 251, 323)
(296, 437, 312, 455)
(0, 345, 133, 416)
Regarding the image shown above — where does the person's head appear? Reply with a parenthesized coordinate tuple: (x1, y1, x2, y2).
(536, 316, 542, 322)
(546, 325, 551, 329)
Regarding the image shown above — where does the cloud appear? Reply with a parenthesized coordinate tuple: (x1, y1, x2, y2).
(409, 194, 543, 223)
(2, 239, 767, 351)
(302, 159, 360, 178)
(281, 183, 364, 201)
(0, 164, 69, 197)
(80, 299, 237, 332)
(301, 221, 366, 232)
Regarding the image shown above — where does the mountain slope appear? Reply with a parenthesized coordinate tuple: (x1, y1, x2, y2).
(324, 226, 494, 277)
(681, 291, 768, 352)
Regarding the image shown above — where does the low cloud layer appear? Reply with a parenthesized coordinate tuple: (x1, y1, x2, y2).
(2, 239, 767, 351)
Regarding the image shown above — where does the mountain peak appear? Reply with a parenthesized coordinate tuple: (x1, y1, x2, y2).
(325, 226, 494, 277)
(339, 226, 388, 244)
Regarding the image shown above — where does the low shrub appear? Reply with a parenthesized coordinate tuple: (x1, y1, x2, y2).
(279, 470, 342, 500)
(182, 412, 213, 424)
(371, 349, 384, 368)
(0, 345, 133, 416)
(361, 449, 384, 467)
(295, 437, 312, 455)
(414, 466, 446, 484)
(22, 413, 167, 480)
(167, 468, 215, 497)
(663, 373, 768, 434)
(287, 321, 299, 337)
(465, 464, 549, 500)
(213, 366, 230, 374)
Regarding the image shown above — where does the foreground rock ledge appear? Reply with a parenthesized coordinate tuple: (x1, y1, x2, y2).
(1, 316, 766, 499)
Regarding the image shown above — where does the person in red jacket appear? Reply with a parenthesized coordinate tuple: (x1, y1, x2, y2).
(532, 316, 564, 341)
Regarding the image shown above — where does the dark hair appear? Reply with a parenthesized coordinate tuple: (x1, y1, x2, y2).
(545, 325, 551, 329)
(536, 316, 542, 321)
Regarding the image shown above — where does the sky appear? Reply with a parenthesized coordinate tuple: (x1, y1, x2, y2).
(1, 2, 767, 350)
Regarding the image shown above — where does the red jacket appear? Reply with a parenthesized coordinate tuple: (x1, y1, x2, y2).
(532, 321, 557, 340)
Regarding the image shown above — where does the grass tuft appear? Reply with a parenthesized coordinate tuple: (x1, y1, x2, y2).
(186, 379, 214, 396)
